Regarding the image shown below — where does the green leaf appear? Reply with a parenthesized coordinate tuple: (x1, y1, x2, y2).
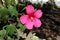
(0, 7, 9, 20)
(17, 21, 26, 32)
(5, 0, 11, 5)
(8, 6, 18, 17)
(0, 7, 8, 16)
(0, 29, 6, 38)
(17, 18, 23, 27)
(31, 36, 41, 40)
(1, 15, 9, 20)
(18, 3, 26, 6)
(20, 25, 26, 32)
(17, 18, 26, 32)
(6, 24, 17, 35)
(11, 0, 16, 6)
(0, 38, 4, 40)
(21, 7, 26, 12)
(5, 0, 16, 6)
(7, 36, 14, 40)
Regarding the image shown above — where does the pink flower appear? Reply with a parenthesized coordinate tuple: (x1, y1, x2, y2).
(20, 5, 43, 30)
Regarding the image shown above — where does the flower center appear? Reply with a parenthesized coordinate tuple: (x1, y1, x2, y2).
(29, 14, 35, 20)
(30, 16, 33, 20)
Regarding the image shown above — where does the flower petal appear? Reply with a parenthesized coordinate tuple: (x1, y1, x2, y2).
(26, 5, 34, 15)
(33, 18, 42, 28)
(34, 10, 43, 18)
(25, 19, 33, 30)
(20, 15, 28, 24)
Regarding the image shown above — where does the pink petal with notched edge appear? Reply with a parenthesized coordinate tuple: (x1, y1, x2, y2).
(26, 5, 34, 15)
(20, 15, 28, 24)
(34, 10, 43, 18)
(25, 19, 33, 30)
(33, 18, 42, 28)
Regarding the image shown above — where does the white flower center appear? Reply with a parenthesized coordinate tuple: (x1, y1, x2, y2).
(31, 17, 33, 20)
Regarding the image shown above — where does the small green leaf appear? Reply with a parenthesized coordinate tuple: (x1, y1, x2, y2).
(7, 36, 14, 40)
(18, 3, 26, 6)
(6, 24, 17, 35)
(0, 38, 4, 40)
(17, 18, 26, 32)
(21, 7, 26, 12)
(20, 25, 26, 32)
(0, 7, 9, 20)
(5, 0, 16, 6)
(0, 29, 6, 38)
(1, 15, 9, 20)
(0, 7, 9, 16)
(5, 0, 11, 6)
(31, 36, 41, 40)
(8, 6, 18, 17)
(17, 18, 23, 27)
(11, 0, 16, 6)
